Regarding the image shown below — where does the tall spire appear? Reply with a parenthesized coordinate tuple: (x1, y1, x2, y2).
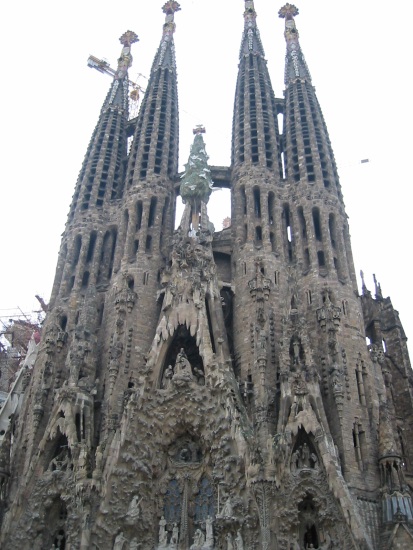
(239, 0, 266, 58)
(278, 4, 311, 85)
(67, 32, 138, 219)
(125, 2, 180, 185)
(231, 0, 282, 174)
(280, 4, 341, 194)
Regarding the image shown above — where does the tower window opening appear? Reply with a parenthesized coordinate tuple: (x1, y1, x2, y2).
(241, 186, 247, 215)
(72, 236, 82, 268)
(143, 272, 149, 285)
(134, 239, 139, 254)
(382, 339, 387, 353)
(81, 271, 89, 289)
(298, 207, 307, 239)
(268, 192, 275, 225)
(253, 188, 261, 217)
(136, 201, 143, 230)
(275, 271, 280, 285)
(312, 208, 322, 241)
(148, 197, 157, 227)
(317, 251, 325, 267)
(145, 235, 152, 252)
(255, 226, 262, 243)
(281, 151, 286, 179)
(86, 232, 97, 263)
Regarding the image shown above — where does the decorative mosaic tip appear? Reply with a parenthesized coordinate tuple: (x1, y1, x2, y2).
(244, 0, 257, 17)
(162, 1, 181, 15)
(119, 30, 139, 47)
(193, 125, 206, 136)
(278, 3, 299, 19)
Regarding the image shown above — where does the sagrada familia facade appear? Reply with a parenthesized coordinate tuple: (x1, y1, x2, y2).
(0, 2, 412, 549)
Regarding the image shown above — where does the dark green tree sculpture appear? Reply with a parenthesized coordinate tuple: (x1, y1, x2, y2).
(180, 127, 214, 229)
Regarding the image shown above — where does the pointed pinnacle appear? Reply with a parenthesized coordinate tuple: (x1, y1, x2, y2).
(278, 3, 299, 19)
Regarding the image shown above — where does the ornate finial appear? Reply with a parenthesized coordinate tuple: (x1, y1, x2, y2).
(278, 3, 299, 19)
(244, 1, 257, 25)
(119, 30, 139, 47)
(193, 125, 206, 136)
(162, 1, 181, 15)
(115, 30, 139, 82)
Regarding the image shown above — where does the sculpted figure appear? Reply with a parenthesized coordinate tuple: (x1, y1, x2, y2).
(158, 516, 168, 546)
(226, 532, 234, 550)
(235, 530, 244, 550)
(205, 516, 214, 547)
(220, 496, 233, 517)
(127, 495, 142, 522)
(113, 531, 127, 550)
(162, 365, 174, 389)
(190, 528, 205, 548)
(301, 443, 310, 468)
(170, 523, 179, 547)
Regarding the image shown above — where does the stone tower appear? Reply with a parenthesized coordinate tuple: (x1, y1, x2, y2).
(0, 2, 412, 549)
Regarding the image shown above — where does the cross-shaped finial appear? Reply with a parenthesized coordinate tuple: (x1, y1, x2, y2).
(119, 30, 139, 47)
(278, 3, 299, 19)
(162, 1, 181, 15)
(193, 125, 206, 135)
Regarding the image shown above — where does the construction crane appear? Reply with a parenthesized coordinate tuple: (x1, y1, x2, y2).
(87, 54, 147, 117)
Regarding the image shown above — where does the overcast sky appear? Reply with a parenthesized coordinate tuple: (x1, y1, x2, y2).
(0, 0, 412, 355)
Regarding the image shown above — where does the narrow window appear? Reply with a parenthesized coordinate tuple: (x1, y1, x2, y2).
(86, 232, 97, 263)
(136, 201, 143, 230)
(254, 188, 261, 217)
(148, 197, 157, 227)
(312, 208, 322, 241)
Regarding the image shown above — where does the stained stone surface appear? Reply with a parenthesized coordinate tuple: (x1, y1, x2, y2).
(0, 3, 412, 550)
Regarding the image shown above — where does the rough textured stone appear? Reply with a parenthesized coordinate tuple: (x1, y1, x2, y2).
(0, 3, 412, 549)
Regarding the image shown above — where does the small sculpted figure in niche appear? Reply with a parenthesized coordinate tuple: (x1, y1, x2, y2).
(49, 447, 71, 472)
(219, 496, 233, 518)
(174, 349, 193, 375)
(205, 516, 214, 547)
(170, 523, 179, 547)
(190, 528, 205, 549)
(162, 365, 174, 389)
(226, 532, 234, 550)
(127, 495, 142, 522)
(291, 444, 318, 472)
(113, 531, 127, 550)
(158, 516, 168, 546)
(235, 530, 244, 550)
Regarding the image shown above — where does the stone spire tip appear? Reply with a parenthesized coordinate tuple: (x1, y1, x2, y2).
(162, 1, 181, 16)
(119, 30, 139, 47)
(278, 3, 299, 20)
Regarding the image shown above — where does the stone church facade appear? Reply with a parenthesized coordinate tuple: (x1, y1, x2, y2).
(0, 2, 412, 549)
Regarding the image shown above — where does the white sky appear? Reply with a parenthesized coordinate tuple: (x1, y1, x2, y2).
(0, 0, 412, 356)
